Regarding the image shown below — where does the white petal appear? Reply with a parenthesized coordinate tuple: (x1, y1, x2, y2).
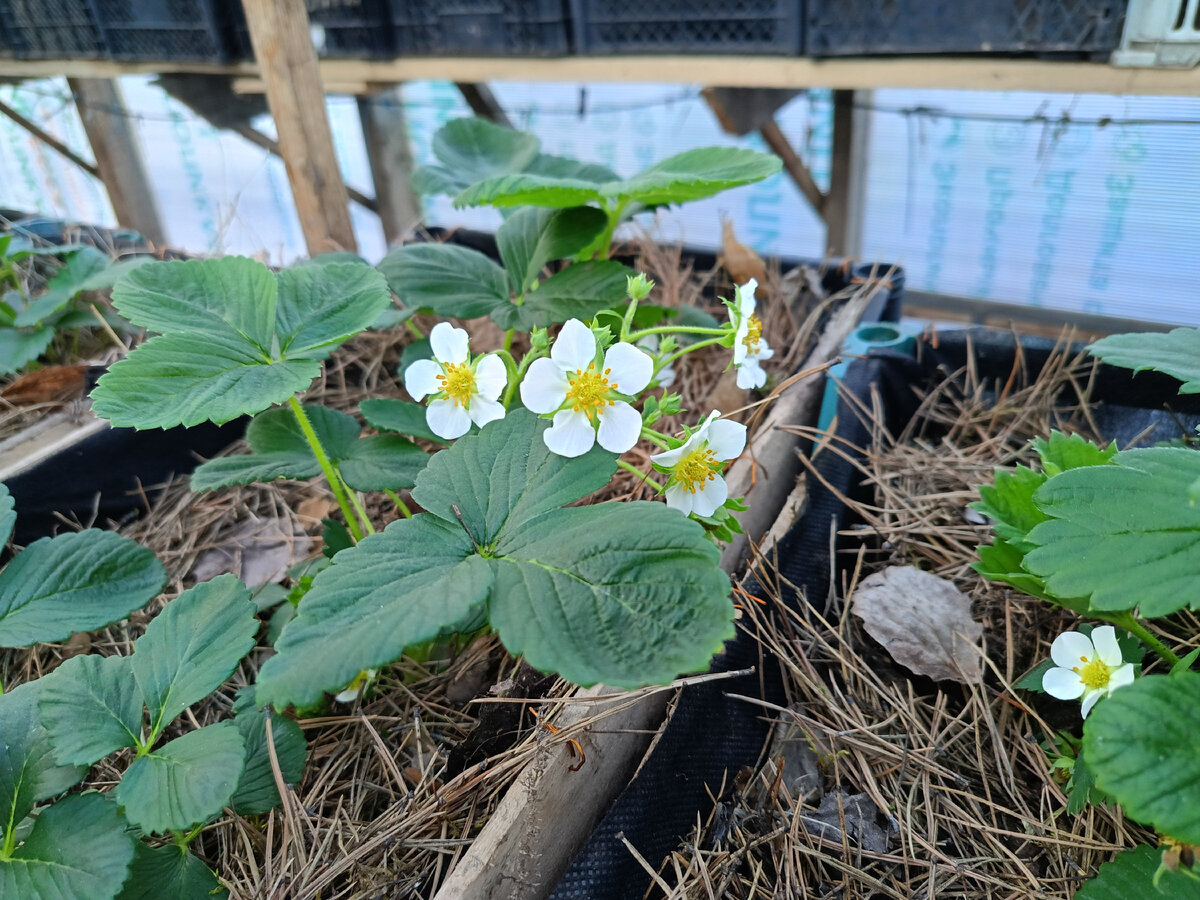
(596, 401, 643, 454)
(732, 321, 750, 365)
(430, 322, 469, 363)
(1080, 691, 1102, 718)
(756, 342, 775, 361)
(651, 443, 687, 468)
(736, 359, 767, 390)
(1042, 666, 1085, 700)
(404, 359, 442, 400)
(474, 354, 508, 400)
(1050, 631, 1095, 669)
(427, 398, 471, 440)
(656, 363, 676, 388)
(469, 396, 506, 428)
(690, 476, 729, 518)
(1091, 626, 1123, 666)
(707, 417, 747, 461)
(544, 409, 597, 458)
(520, 358, 569, 413)
(1108, 662, 1136, 691)
(551, 318, 597, 370)
(664, 483, 695, 515)
(738, 280, 758, 314)
(604, 342, 654, 395)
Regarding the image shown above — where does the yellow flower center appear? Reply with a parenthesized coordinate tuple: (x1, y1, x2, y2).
(676, 447, 719, 493)
(743, 314, 764, 355)
(566, 364, 616, 420)
(1074, 656, 1114, 690)
(437, 362, 476, 406)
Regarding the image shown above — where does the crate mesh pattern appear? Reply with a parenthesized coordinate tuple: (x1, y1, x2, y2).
(0, 0, 105, 59)
(570, 0, 803, 54)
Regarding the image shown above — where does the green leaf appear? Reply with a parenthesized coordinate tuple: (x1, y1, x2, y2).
(75, 255, 153, 293)
(339, 434, 429, 492)
(0, 680, 87, 845)
(0, 792, 135, 900)
(1085, 671, 1200, 844)
(131, 575, 257, 737)
(117, 722, 245, 833)
(229, 693, 306, 815)
(0, 530, 165, 647)
(0, 483, 15, 548)
(1013, 657, 1055, 692)
(1173, 647, 1200, 677)
(972, 465, 1047, 548)
(255, 518, 492, 709)
(359, 399, 444, 444)
(1090, 329, 1200, 394)
(1025, 448, 1200, 616)
(39, 654, 142, 765)
(525, 153, 619, 184)
(1033, 430, 1118, 478)
(13, 246, 111, 327)
(91, 258, 390, 428)
(497, 207, 608, 295)
(491, 260, 632, 331)
(430, 117, 540, 189)
(259, 411, 736, 704)
(0, 325, 55, 375)
(1075, 844, 1200, 900)
(116, 842, 228, 900)
(489, 502, 733, 687)
(614, 146, 782, 207)
(377, 243, 510, 319)
(454, 173, 606, 210)
(1066, 743, 1106, 814)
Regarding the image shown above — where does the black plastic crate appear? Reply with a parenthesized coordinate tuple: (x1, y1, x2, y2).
(388, 0, 569, 56)
(228, 0, 393, 60)
(806, 0, 1125, 57)
(570, 0, 802, 54)
(0, 0, 106, 59)
(93, 0, 228, 62)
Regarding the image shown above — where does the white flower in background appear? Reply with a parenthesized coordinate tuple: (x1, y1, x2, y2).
(729, 278, 773, 390)
(520, 318, 653, 458)
(650, 411, 747, 517)
(404, 322, 507, 440)
(335, 668, 378, 703)
(1042, 625, 1135, 718)
(637, 334, 676, 388)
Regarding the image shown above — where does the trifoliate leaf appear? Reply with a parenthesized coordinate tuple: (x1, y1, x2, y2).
(131, 575, 257, 738)
(1084, 672, 1200, 845)
(39, 653, 142, 765)
(0, 792, 135, 900)
(429, 117, 540, 190)
(496, 206, 609, 295)
(0, 529, 165, 647)
(1032, 430, 1118, 477)
(359, 398, 443, 444)
(377, 243, 510, 320)
(971, 464, 1046, 549)
(490, 260, 632, 331)
(117, 722, 245, 834)
(1075, 843, 1200, 900)
(229, 693, 306, 815)
(1090, 329, 1200, 394)
(115, 842, 228, 900)
(0, 325, 55, 375)
(91, 257, 390, 428)
(1025, 448, 1200, 616)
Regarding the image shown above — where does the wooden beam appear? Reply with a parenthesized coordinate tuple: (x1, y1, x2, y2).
(67, 78, 166, 246)
(357, 89, 421, 245)
(240, 0, 356, 255)
(454, 82, 512, 128)
(824, 89, 869, 259)
(758, 118, 826, 219)
(0, 99, 100, 178)
(701, 86, 800, 136)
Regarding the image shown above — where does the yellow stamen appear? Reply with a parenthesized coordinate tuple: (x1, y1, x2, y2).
(436, 362, 476, 406)
(1077, 657, 1113, 690)
(566, 364, 616, 420)
(676, 447, 719, 494)
(743, 314, 764, 355)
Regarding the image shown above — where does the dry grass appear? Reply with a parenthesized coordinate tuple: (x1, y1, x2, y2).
(643, 332, 1198, 899)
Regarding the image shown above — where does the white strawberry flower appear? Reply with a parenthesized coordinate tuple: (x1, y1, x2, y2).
(404, 322, 507, 440)
(1042, 625, 1135, 719)
(650, 411, 747, 517)
(730, 279, 773, 390)
(520, 318, 653, 458)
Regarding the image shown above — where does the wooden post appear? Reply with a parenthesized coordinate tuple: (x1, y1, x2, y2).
(67, 78, 165, 246)
(455, 82, 512, 128)
(240, 0, 357, 255)
(824, 89, 870, 259)
(357, 88, 422, 246)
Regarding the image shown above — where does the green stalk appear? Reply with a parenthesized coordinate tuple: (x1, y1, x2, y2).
(504, 328, 515, 352)
(617, 458, 664, 492)
(385, 489, 413, 518)
(287, 397, 364, 542)
(595, 201, 628, 260)
(639, 426, 671, 450)
(659, 335, 731, 367)
(405, 319, 425, 339)
(626, 324, 729, 342)
(339, 472, 375, 537)
(1101, 610, 1179, 666)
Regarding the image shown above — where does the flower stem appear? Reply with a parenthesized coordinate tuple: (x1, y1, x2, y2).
(617, 458, 664, 492)
(287, 397, 364, 542)
(626, 324, 729, 342)
(339, 474, 376, 536)
(504, 328, 514, 352)
(405, 319, 425, 339)
(385, 489, 413, 518)
(1102, 611, 1179, 666)
(640, 426, 671, 450)
(660, 335, 731, 367)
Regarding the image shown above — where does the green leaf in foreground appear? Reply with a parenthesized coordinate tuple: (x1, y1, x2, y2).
(229, 695, 307, 816)
(1084, 672, 1200, 845)
(496, 206, 608, 295)
(91, 257, 390, 428)
(1025, 448, 1200, 616)
(1090, 328, 1200, 394)
(489, 260, 632, 331)
(39, 653, 142, 765)
(359, 398, 443, 444)
(116, 842, 228, 900)
(0, 792, 135, 900)
(377, 242, 509, 320)
(257, 411, 735, 708)
(117, 722, 245, 834)
(0, 529, 165, 647)
(1076, 843, 1200, 900)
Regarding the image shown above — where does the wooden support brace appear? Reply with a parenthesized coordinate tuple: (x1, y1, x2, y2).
(67, 78, 166, 245)
(0, 99, 100, 179)
(240, 0, 357, 255)
(357, 89, 422, 245)
(758, 118, 827, 219)
(455, 82, 512, 128)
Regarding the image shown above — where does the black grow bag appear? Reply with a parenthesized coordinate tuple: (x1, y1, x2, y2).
(552, 326, 1200, 899)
